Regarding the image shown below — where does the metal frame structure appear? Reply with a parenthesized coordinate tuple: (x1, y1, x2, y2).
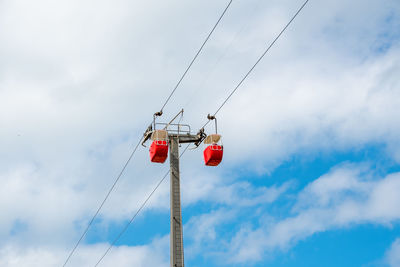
(142, 110, 206, 267)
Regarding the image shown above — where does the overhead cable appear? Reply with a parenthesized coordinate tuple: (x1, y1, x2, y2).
(62, 1, 233, 265)
(159, 0, 233, 112)
(62, 136, 143, 267)
(203, 0, 310, 128)
(64, 0, 309, 265)
(93, 1, 310, 264)
(182, 0, 263, 110)
(63, 0, 233, 267)
(93, 144, 190, 267)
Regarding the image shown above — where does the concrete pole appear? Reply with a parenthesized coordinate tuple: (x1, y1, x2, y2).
(169, 136, 184, 267)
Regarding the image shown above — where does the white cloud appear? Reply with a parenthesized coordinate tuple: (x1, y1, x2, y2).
(184, 208, 237, 258)
(386, 238, 400, 267)
(0, 236, 168, 267)
(0, 0, 399, 265)
(219, 44, 400, 172)
(180, 167, 292, 207)
(223, 164, 400, 264)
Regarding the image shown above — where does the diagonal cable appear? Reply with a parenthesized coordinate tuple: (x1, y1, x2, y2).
(62, 136, 143, 267)
(159, 0, 233, 112)
(92, 1, 310, 264)
(203, 0, 310, 129)
(62, 1, 234, 265)
(93, 144, 190, 267)
(64, 0, 309, 265)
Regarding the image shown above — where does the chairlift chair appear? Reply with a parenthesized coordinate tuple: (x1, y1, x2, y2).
(149, 129, 169, 163)
(203, 133, 223, 166)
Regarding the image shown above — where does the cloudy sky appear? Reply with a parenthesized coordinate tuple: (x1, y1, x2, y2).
(1, 0, 400, 266)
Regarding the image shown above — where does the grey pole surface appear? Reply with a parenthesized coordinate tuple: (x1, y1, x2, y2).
(169, 136, 184, 267)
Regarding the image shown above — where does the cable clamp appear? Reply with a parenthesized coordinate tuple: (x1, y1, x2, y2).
(207, 114, 215, 120)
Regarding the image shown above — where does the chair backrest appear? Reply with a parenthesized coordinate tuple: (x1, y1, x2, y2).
(151, 130, 168, 141)
(204, 134, 221, 144)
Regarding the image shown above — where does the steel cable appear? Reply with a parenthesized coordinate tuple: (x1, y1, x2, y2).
(62, 136, 143, 267)
(62, 1, 233, 265)
(202, 0, 310, 129)
(159, 0, 233, 112)
(92, 0, 310, 264)
(93, 144, 190, 267)
(93, 0, 310, 264)
(64, 0, 309, 265)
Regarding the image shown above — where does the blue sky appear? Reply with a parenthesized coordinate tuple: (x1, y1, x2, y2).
(1, 0, 400, 266)
(90, 145, 400, 267)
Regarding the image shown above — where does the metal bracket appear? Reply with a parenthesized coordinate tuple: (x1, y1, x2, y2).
(153, 110, 163, 129)
(193, 128, 207, 147)
(164, 109, 184, 130)
(207, 114, 218, 134)
(142, 109, 207, 149)
(142, 124, 153, 147)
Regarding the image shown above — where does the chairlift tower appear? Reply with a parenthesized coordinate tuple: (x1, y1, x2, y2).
(142, 110, 206, 267)
(168, 133, 198, 267)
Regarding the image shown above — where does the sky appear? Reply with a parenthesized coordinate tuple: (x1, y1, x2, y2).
(1, 0, 400, 266)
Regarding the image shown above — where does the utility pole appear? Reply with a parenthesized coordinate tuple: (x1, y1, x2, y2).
(169, 136, 184, 267)
(142, 110, 206, 267)
(168, 133, 203, 267)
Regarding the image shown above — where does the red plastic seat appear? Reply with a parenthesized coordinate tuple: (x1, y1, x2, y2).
(150, 140, 168, 163)
(203, 145, 223, 166)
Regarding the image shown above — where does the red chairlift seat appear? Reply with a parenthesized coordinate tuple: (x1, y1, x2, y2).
(149, 130, 169, 163)
(203, 134, 223, 166)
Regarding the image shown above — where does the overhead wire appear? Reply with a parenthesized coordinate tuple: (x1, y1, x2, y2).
(182, 0, 264, 111)
(62, 136, 143, 267)
(159, 0, 233, 112)
(93, 144, 191, 267)
(202, 0, 310, 129)
(62, 1, 234, 266)
(92, 0, 310, 265)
